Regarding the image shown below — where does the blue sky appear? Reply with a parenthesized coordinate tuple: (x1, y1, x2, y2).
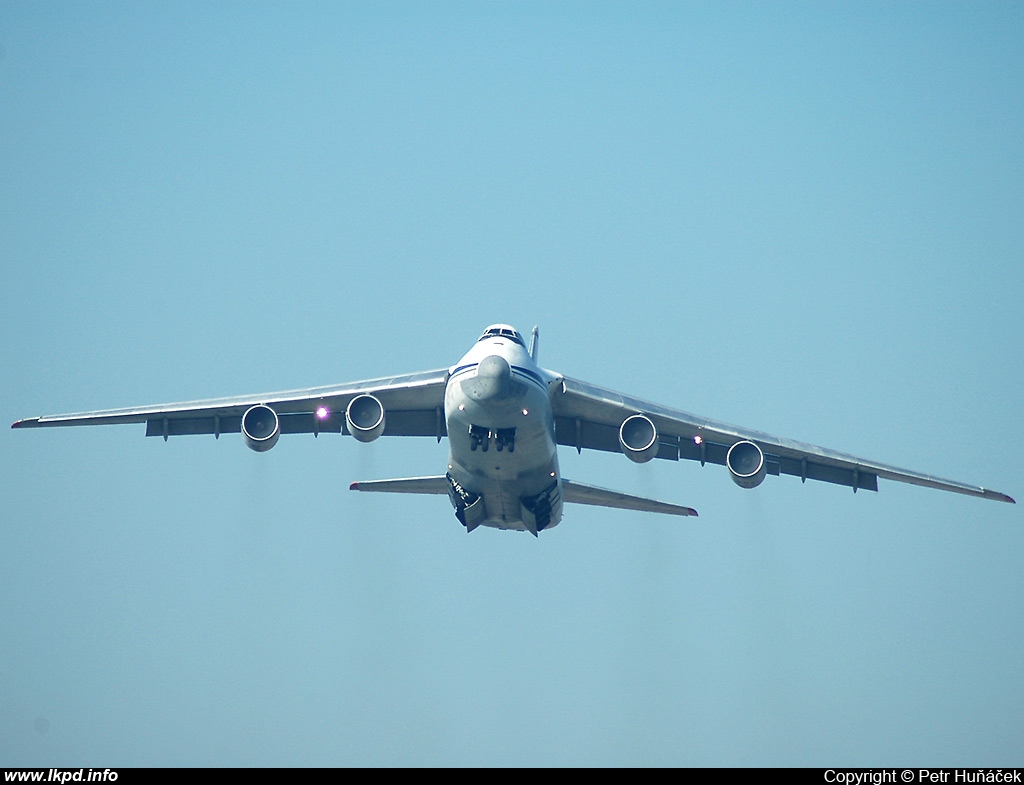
(2, 2, 1021, 766)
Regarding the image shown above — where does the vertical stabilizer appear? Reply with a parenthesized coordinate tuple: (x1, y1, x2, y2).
(529, 325, 539, 360)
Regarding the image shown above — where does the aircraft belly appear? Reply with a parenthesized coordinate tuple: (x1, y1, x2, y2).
(449, 448, 562, 531)
(444, 367, 562, 531)
(486, 484, 530, 531)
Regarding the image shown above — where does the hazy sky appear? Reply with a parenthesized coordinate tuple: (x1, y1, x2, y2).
(2, 2, 1021, 766)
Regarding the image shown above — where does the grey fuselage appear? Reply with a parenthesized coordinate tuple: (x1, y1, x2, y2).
(443, 327, 563, 533)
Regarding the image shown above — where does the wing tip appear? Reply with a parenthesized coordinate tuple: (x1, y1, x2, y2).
(976, 487, 1015, 504)
(12, 418, 39, 429)
(349, 482, 359, 491)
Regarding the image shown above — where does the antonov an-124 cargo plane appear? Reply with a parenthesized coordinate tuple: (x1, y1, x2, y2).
(13, 324, 1014, 534)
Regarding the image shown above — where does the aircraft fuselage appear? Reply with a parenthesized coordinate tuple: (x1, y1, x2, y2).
(443, 327, 563, 533)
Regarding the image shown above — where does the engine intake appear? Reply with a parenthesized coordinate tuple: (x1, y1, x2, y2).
(346, 394, 386, 442)
(726, 440, 767, 488)
(242, 404, 280, 452)
(619, 414, 659, 463)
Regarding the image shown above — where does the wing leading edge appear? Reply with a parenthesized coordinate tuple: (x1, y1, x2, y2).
(553, 376, 1014, 504)
(12, 369, 450, 440)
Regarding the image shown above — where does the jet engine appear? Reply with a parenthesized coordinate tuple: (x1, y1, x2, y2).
(726, 440, 767, 488)
(346, 394, 386, 442)
(619, 414, 659, 463)
(241, 404, 280, 452)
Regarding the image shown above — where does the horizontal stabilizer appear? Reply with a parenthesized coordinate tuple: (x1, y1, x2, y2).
(561, 479, 697, 517)
(349, 476, 449, 495)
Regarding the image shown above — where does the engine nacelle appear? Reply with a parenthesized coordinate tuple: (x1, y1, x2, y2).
(726, 440, 767, 489)
(241, 404, 280, 452)
(346, 394, 386, 442)
(619, 414, 659, 463)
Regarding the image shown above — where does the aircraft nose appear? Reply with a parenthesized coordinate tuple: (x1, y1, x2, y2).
(461, 354, 514, 401)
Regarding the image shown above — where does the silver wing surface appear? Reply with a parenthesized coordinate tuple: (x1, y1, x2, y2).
(552, 376, 1015, 504)
(12, 369, 450, 440)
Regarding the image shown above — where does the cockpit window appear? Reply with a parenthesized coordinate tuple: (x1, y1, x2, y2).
(478, 326, 525, 347)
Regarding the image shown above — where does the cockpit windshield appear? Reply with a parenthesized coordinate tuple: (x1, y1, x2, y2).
(478, 325, 525, 348)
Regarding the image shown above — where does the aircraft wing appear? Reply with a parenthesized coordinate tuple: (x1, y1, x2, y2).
(12, 369, 450, 440)
(552, 376, 1015, 504)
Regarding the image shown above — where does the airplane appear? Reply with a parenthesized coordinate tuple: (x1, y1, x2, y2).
(12, 323, 1015, 534)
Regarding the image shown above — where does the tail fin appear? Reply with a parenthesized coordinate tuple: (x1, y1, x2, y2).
(529, 325, 539, 361)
